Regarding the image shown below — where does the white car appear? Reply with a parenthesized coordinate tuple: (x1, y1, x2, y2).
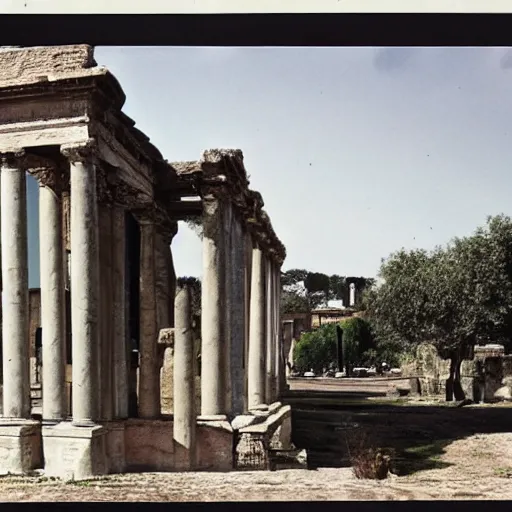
(303, 370, 315, 378)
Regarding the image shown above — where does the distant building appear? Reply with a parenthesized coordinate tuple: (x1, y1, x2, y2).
(311, 307, 355, 328)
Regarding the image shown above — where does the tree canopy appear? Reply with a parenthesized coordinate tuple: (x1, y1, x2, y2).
(365, 214, 512, 399)
(280, 268, 374, 314)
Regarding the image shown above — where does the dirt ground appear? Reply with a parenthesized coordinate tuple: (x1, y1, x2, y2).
(0, 432, 511, 501)
(2, 378, 512, 501)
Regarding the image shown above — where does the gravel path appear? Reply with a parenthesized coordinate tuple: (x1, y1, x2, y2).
(1, 433, 512, 501)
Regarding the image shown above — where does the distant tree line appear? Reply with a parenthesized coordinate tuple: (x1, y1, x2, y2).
(280, 269, 375, 313)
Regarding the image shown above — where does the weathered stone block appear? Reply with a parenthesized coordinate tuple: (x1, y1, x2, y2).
(236, 433, 269, 470)
(0, 45, 95, 84)
(42, 422, 107, 480)
(196, 418, 233, 471)
(124, 419, 174, 472)
(0, 420, 42, 474)
(105, 421, 126, 474)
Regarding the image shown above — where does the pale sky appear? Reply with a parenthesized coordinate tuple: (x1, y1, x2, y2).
(26, 46, 512, 287)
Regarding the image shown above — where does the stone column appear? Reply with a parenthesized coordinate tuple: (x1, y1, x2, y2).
(223, 203, 233, 415)
(349, 283, 356, 307)
(229, 213, 245, 416)
(275, 264, 285, 396)
(62, 142, 100, 426)
(98, 204, 114, 421)
(138, 217, 160, 419)
(243, 231, 252, 413)
(1, 152, 30, 419)
(201, 196, 226, 416)
(39, 173, 66, 422)
(173, 282, 196, 470)
(248, 244, 266, 408)
(112, 207, 128, 419)
(265, 257, 275, 404)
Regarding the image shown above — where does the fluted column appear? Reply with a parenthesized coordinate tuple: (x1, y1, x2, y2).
(62, 141, 100, 426)
(1, 152, 30, 419)
(201, 196, 226, 416)
(38, 169, 66, 422)
(138, 216, 160, 419)
(248, 244, 266, 408)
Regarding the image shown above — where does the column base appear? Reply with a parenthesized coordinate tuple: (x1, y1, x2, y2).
(0, 419, 42, 474)
(42, 421, 107, 480)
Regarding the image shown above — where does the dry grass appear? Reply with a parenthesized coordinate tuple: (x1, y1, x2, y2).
(344, 430, 391, 480)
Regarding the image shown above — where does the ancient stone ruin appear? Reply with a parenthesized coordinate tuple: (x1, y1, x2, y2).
(0, 45, 291, 478)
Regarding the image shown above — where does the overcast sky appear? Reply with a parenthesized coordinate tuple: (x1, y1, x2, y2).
(26, 47, 512, 287)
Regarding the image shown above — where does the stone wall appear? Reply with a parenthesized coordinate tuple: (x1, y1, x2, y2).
(403, 342, 509, 401)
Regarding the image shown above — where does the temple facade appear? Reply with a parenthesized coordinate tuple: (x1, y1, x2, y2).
(0, 45, 290, 478)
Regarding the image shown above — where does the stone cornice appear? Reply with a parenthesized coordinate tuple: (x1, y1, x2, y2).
(173, 149, 286, 264)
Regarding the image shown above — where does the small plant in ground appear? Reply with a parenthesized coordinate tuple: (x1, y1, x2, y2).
(494, 467, 512, 478)
(351, 447, 391, 480)
(344, 430, 391, 480)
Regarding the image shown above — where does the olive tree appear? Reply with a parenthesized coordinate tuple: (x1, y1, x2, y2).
(365, 215, 512, 401)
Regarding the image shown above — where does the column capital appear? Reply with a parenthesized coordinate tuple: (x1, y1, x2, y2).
(0, 149, 26, 168)
(60, 139, 97, 164)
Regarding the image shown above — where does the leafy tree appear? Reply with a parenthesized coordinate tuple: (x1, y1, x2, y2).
(293, 317, 378, 374)
(293, 323, 338, 374)
(281, 269, 376, 314)
(365, 214, 512, 401)
(329, 274, 348, 303)
(340, 316, 375, 370)
(281, 290, 310, 314)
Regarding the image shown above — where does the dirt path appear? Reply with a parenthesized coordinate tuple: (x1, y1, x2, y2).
(0, 432, 511, 501)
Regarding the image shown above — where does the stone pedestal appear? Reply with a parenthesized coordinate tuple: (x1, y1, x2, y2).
(0, 420, 42, 474)
(42, 422, 107, 480)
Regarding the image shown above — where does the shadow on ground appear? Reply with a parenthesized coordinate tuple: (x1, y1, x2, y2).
(283, 389, 512, 476)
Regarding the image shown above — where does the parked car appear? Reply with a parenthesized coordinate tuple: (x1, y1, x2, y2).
(303, 369, 315, 378)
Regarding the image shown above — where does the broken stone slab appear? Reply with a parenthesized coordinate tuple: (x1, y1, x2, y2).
(250, 404, 269, 412)
(250, 410, 270, 418)
(197, 415, 233, 433)
(267, 401, 282, 414)
(240, 405, 291, 435)
(231, 415, 266, 431)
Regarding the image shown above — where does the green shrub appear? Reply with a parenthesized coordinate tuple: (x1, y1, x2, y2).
(293, 323, 338, 374)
